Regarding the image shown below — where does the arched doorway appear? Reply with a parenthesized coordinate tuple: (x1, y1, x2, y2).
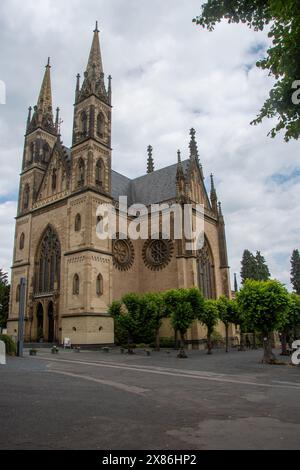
(37, 303, 44, 341)
(48, 302, 54, 343)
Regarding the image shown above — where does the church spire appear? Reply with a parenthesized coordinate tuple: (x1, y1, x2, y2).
(189, 128, 204, 179)
(27, 58, 56, 135)
(77, 22, 109, 104)
(189, 128, 199, 161)
(147, 145, 154, 173)
(37, 58, 53, 119)
(210, 173, 218, 213)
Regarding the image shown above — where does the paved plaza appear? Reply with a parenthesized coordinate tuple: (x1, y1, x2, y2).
(0, 348, 300, 450)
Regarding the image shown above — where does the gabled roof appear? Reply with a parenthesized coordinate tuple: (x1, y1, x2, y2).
(112, 160, 190, 206)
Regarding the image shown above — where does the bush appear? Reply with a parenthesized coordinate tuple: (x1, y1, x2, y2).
(0, 335, 17, 356)
(211, 330, 225, 347)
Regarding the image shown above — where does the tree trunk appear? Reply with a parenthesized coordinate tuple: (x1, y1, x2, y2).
(127, 333, 134, 355)
(155, 329, 160, 351)
(207, 330, 212, 355)
(252, 331, 257, 350)
(174, 330, 179, 350)
(239, 326, 245, 351)
(177, 331, 187, 358)
(225, 324, 229, 353)
(280, 330, 288, 356)
(262, 333, 276, 364)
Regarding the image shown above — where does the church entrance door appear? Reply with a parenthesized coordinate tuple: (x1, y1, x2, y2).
(48, 302, 54, 343)
(37, 303, 44, 341)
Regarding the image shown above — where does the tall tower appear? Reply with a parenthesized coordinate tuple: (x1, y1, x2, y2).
(19, 58, 58, 215)
(71, 22, 112, 196)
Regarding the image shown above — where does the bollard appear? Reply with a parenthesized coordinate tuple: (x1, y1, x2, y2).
(0, 340, 6, 365)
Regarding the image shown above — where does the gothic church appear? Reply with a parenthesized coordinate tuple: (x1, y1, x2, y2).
(8, 25, 232, 346)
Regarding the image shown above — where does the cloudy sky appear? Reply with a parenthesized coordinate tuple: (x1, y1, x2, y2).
(0, 0, 299, 289)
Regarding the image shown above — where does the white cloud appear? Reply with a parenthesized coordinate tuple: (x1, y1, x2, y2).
(0, 0, 299, 289)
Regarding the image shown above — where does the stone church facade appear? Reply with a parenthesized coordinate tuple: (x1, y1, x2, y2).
(8, 25, 232, 346)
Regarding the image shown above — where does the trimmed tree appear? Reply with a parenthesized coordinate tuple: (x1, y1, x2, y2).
(198, 299, 219, 355)
(291, 249, 300, 294)
(164, 289, 196, 358)
(217, 296, 239, 353)
(280, 293, 300, 355)
(237, 280, 291, 364)
(141, 292, 166, 351)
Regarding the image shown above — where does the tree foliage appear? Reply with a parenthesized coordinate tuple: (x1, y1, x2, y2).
(291, 249, 300, 294)
(217, 296, 239, 351)
(0, 269, 10, 329)
(199, 299, 219, 354)
(240, 249, 270, 284)
(193, 0, 300, 141)
(237, 279, 290, 363)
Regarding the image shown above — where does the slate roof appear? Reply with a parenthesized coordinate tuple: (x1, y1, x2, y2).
(112, 159, 190, 205)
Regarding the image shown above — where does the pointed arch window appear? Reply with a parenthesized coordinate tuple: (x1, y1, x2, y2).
(36, 225, 61, 294)
(19, 233, 25, 250)
(52, 168, 57, 191)
(77, 158, 85, 188)
(43, 143, 50, 163)
(97, 113, 104, 138)
(75, 214, 81, 232)
(96, 274, 103, 296)
(197, 239, 216, 299)
(29, 142, 35, 163)
(81, 111, 88, 137)
(73, 274, 80, 295)
(16, 284, 20, 303)
(95, 159, 103, 186)
(23, 184, 30, 210)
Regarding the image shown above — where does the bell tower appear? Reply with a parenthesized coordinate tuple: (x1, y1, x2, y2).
(71, 22, 112, 196)
(18, 58, 58, 215)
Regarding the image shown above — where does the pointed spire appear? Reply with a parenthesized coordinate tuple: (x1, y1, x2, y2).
(37, 58, 53, 118)
(218, 201, 223, 219)
(147, 145, 155, 173)
(210, 173, 218, 213)
(108, 75, 112, 105)
(27, 59, 56, 135)
(55, 107, 60, 132)
(77, 23, 109, 103)
(86, 22, 103, 78)
(26, 106, 32, 130)
(176, 150, 186, 200)
(189, 128, 199, 160)
(234, 273, 238, 293)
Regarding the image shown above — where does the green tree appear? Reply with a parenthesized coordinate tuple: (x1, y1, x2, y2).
(164, 289, 197, 358)
(198, 299, 219, 355)
(291, 249, 300, 294)
(193, 1, 300, 141)
(280, 293, 300, 355)
(240, 250, 257, 284)
(237, 279, 290, 363)
(141, 292, 166, 350)
(217, 296, 239, 352)
(255, 251, 271, 281)
(0, 270, 10, 329)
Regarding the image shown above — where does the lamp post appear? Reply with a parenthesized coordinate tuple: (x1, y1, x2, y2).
(17, 278, 27, 357)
